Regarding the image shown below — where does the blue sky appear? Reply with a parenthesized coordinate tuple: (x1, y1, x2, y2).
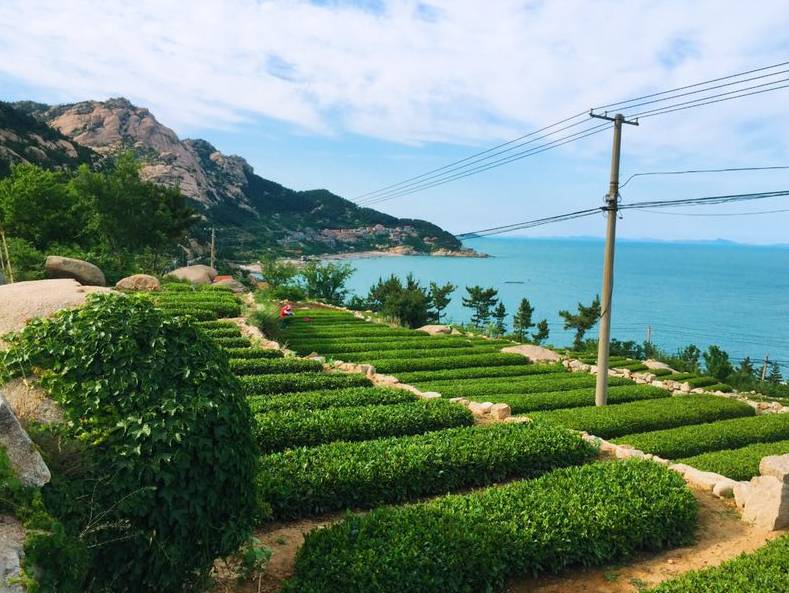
(2, 0, 789, 243)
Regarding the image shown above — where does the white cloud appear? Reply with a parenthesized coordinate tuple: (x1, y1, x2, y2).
(1, 0, 789, 156)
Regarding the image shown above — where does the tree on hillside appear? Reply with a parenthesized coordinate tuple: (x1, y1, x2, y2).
(259, 255, 299, 287)
(512, 298, 534, 342)
(493, 302, 507, 335)
(532, 320, 550, 345)
(735, 357, 756, 383)
(301, 261, 355, 305)
(462, 285, 499, 328)
(676, 344, 701, 373)
(703, 345, 734, 382)
(429, 281, 455, 323)
(559, 296, 601, 350)
(767, 362, 784, 384)
(364, 274, 433, 328)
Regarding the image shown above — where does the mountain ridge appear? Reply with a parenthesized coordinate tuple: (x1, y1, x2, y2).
(3, 98, 465, 258)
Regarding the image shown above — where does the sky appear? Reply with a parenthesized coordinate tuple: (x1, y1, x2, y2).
(2, 0, 789, 243)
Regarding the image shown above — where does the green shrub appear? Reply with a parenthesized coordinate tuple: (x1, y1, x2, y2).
(703, 382, 734, 392)
(285, 327, 417, 338)
(286, 337, 474, 353)
(535, 395, 754, 439)
(686, 376, 719, 388)
(247, 387, 416, 413)
(239, 372, 371, 395)
(223, 347, 284, 359)
(677, 439, 789, 481)
(418, 374, 632, 397)
(283, 460, 698, 593)
(254, 400, 473, 453)
(229, 357, 323, 376)
(212, 336, 253, 348)
(649, 368, 674, 377)
(202, 327, 243, 338)
(337, 345, 504, 362)
(614, 413, 789, 459)
(195, 320, 238, 329)
(370, 353, 527, 374)
(259, 420, 597, 519)
(484, 384, 670, 413)
(396, 363, 565, 384)
(0, 294, 259, 593)
(157, 301, 242, 318)
(644, 535, 789, 592)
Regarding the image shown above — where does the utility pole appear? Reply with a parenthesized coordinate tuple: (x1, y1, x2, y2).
(590, 112, 638, 406)
(761, 355, 770, 382)
(645, 325, 652, 345)
(210, 227, 216, 270)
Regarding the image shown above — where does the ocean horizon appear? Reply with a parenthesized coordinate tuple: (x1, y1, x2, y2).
(340, 236, 789, 370)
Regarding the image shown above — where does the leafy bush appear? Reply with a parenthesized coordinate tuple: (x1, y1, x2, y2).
(0, 294, 259, 593)
(239, 372, 371, 395)
(677, 439, 789, 481)
(247, 387, 416, 413)
(484, 384, 670, 413)
(212, 336, 253, 349)
(223, 347, 284, 359)
(283, 460, 698, 593)
(259, 420, 597, 519)
(613, 413, 789, 459)
(644, 535, 789, 592)
(370, 353, 527, 374)
(337, 345, 504, 362)
(249, 303, 284, 340)
(254, 400, 473, 453)
(536, 395, 754, 439)
(396, 363, 566, 384)
(229, 357, 323, 376)
(417, 374, 632, 397)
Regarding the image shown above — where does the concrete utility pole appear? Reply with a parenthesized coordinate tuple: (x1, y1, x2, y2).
(210, 227, 216, 270)
(646, 325, 653, 345)
(761, 355, 770, 382)
(590, 112, 638, 406)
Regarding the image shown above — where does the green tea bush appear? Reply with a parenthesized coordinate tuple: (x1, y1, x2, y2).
(1, 294, 259, 593)
(195, 320, 238, 329)
(614, 413, 789, 458)
(702, 382, 734, 392)
(239, 372, 371, 395)
(286, 337, 473, 353)
(202, 326, 243, 338)
(686, 376, 719, 388)
(284, 460, 698, 593)
(370, 353, 527, 374)
(677, 439, 789, 481)
(223, 347, 284, 359)
(396, 363, 565, 384)
(644, 535, 789, 592)
(259, 420, 597, 519)
(536, 395, 753, 439)
(229, 357, 323, 376)
(254, 400, 473, 452)
(485, 384, 670, 414)
(649, 368, 673, 377)
(247, 387, 416, 413)
(212, 336, 253, 348)
(418, 374, 632, 397)
(337, 345, 504, 362)
(157, 301, 242, 318)
(285, 327, 417, 338)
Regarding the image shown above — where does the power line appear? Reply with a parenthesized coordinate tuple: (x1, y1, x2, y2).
(636, 207, 789, 217)
(620, 165, 789, 189)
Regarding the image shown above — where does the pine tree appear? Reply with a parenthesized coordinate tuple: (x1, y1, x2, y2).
(767, 362, 784, 384)
(493, 302, 507, 335)
(461, 285, 499, 328)
(429, 282, 455, 323)
(558, 295, 601, 350)
(512, 298, 534, 342)
(531, 319, 550, 345)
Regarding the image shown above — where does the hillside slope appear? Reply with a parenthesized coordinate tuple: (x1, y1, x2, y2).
(4, 99, 462, 258)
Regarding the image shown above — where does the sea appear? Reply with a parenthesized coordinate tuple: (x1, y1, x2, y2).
(340, 237, 789, 370)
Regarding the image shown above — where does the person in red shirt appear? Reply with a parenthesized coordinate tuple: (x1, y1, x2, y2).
(279, 304, 294, 321)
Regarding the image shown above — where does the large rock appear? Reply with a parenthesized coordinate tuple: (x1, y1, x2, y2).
(1, 379, 63, 426)
(760, 454, 789, 483)
(115, 274, 160, 292)
(165, 265, 217, 285)
(0, 516, 25, 593)
(644, 359, 674, 371)
(417, 324, 452, 335)
(213, 278, 246, 293)
(45, 255, 106, 286)
(0, 395, 50, 487)
(741, 475, 789, 530)
(0, 279, 110, 343)
(501, 344, 560, 362)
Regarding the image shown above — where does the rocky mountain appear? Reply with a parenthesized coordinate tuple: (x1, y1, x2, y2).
(2, 98, 462, 258)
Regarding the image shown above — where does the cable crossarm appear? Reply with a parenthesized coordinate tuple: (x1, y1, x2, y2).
(620, 165, 789, 189)
(618, 189, 789, 211)
(455, 207, 603, 239)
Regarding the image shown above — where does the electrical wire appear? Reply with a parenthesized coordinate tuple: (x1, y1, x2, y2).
(620, 165, 789, 189)
(635, 207, 789, 217)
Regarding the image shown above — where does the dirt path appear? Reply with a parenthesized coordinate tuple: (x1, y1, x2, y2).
(219, 488, 784, 592)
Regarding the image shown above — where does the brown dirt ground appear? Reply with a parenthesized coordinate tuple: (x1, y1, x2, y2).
(218, 488, 785, 593)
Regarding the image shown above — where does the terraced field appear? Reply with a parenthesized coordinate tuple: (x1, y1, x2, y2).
(281, 305, 789, 482)
(153, 295, 787, 591)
